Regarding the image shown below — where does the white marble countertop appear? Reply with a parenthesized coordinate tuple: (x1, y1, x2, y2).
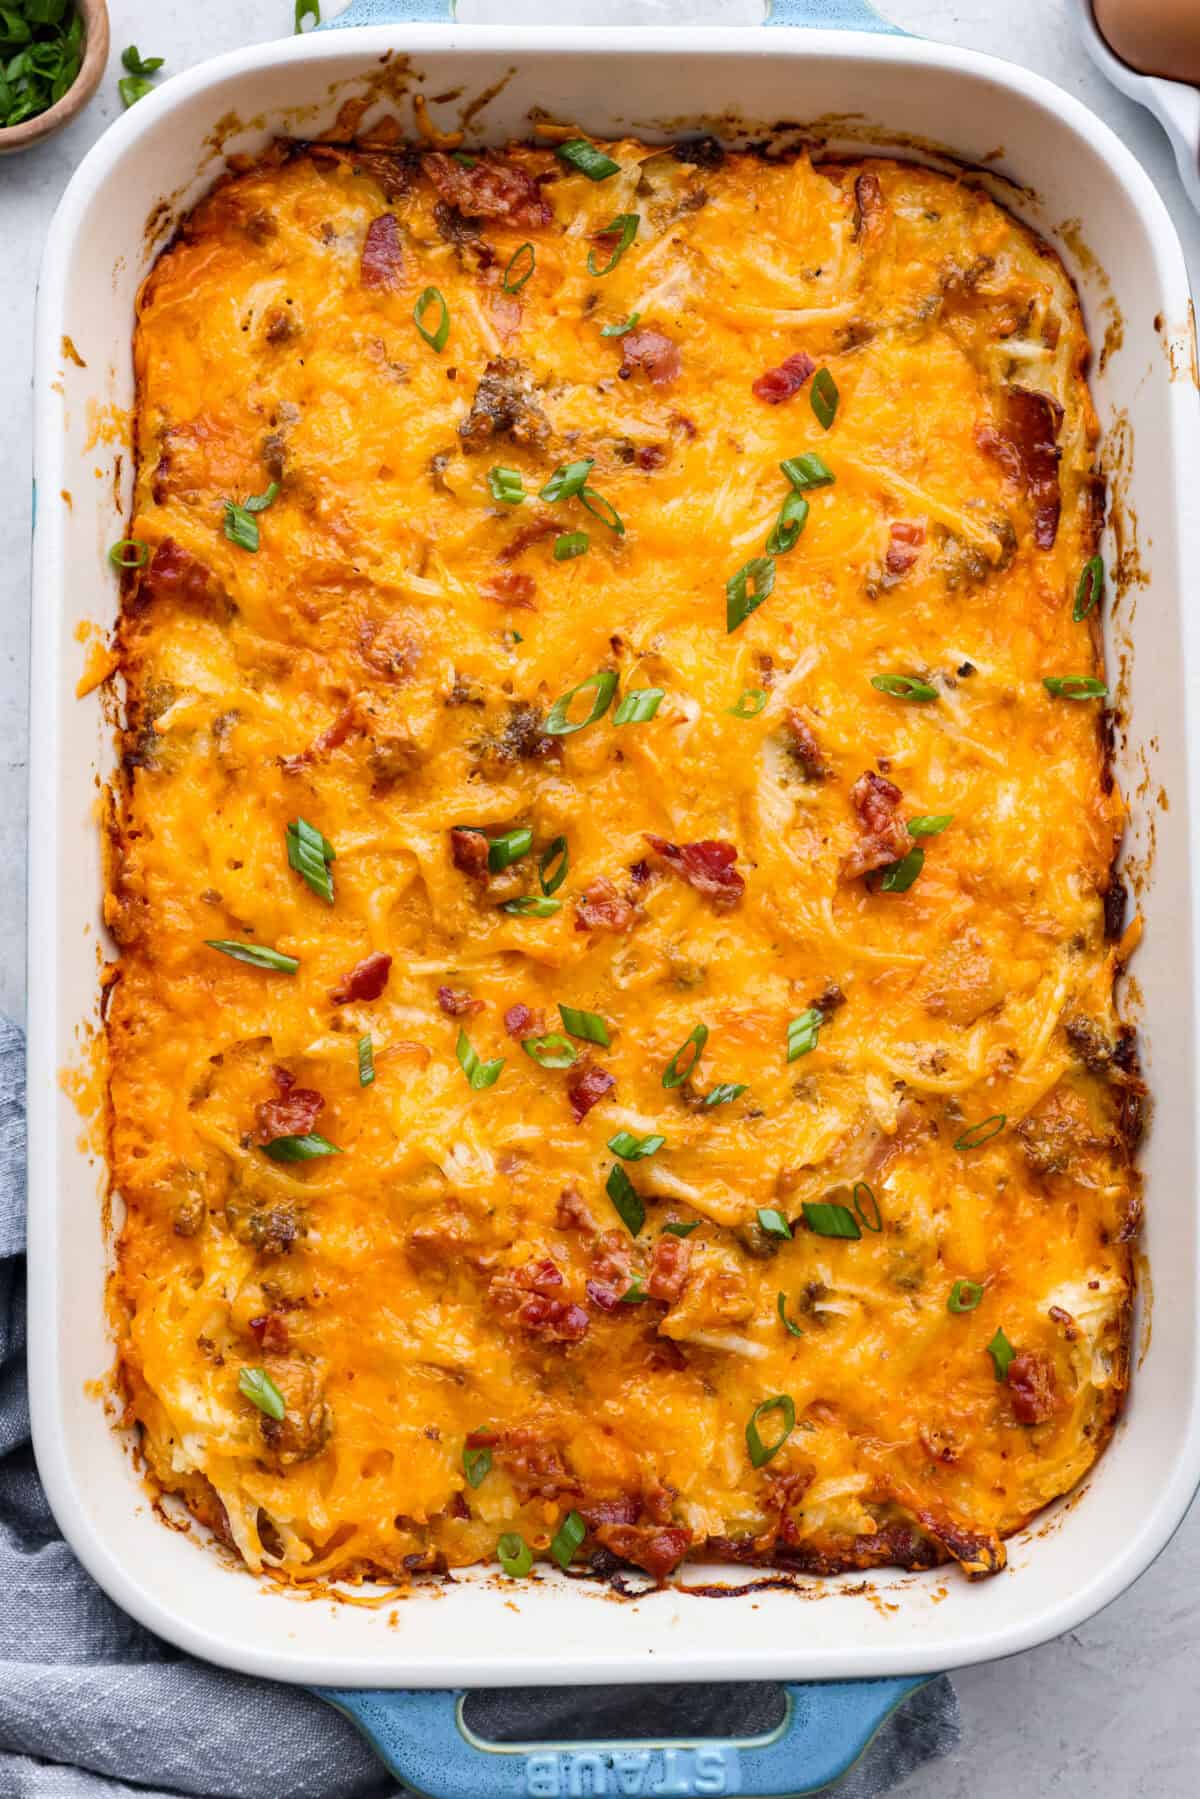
(4, 1, 1198, 1793)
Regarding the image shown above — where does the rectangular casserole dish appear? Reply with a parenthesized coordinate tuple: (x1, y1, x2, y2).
(27, 0, 1200, 1752)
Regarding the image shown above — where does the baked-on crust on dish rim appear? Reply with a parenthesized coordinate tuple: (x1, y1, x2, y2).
(104, 134, 1142, 1589)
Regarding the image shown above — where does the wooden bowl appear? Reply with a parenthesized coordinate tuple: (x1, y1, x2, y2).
(0, 0, 110, 156)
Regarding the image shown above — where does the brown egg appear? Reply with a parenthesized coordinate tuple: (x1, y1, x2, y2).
(1093, 0, 1200, 84)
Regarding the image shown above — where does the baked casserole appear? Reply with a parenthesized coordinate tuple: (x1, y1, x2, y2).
(106, 134, 1141, 1587)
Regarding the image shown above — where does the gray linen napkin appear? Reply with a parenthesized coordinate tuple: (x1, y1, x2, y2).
(0, 1015, 957, 1797)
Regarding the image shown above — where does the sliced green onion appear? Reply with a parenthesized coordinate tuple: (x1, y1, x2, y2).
(559, 1004, 610, 1047)
(587, 213, 639, 277)
(727, 688, 768, 719)
(786, 1009, 822, 1063)
(703, 1083, 747, 1108)
(726, 556, 776, 633)
(606, 1164, 645, 1236)
(1073, 554, 1104, 623)
(119, 75, 155, 108)
(239, 1366, 285, 1421)
(498, 1532, 533, 1578)
(550, 1509, 587, 1570)
(413, 286, 450, 352)
(488, 827, 533, 872)
(757, 1207, 792, 1240)
(286, 817, 335, 904)
(579, 488, 625, 535)
(608, 1130, 665, 1160)
(614, 687, 664, 725)
(802, 1201, 861, 1241)
(878, 846, 925, 893)
(502, 242, 535, 294)
(457, 1029, 504, 1090)
(852, 1182, 882, 1233)
(522, 1032, 578, 1069)
(294, 3, 320, 33)
(871, 673, 938, 702)
(777, 1293, 803, 1337)
(908, 814, 953, 837)
(765, 491, 809, 557)
(109, 538, 149, 570)
(501, 895, 561, 917)
(953, 1114, 1006, 1151)
(539, 458, 594, 503)
(810, 367, 839, 430)
(601, 311, 641, 337)
(538, 836, 569, 895)
(746, 1395, 795, 1468)
(619, 1277, 648, 1304)
(987, 1326, 1014, 1380)
(663, 1023, 708, 1088)
(781, 452, 835, 490)
(948, 1279, 984, 1314)
(488, 466, 525, 505)
(451, 151, 477, 169)
(463, 1440, 492, 1488)
(557, 139, 621, 180)
(554, 531, 590, 561)
(544, 669, 618, 735)
(1042, 675, 1108, 700)
(205, 939, 298, 973)
(223, 481, 279, 553)
(661, 1219, 699, 1237)
(262, 1132, 343, 1162)
(357, 1035, 375, 1087)
(122, 45, 165, 76)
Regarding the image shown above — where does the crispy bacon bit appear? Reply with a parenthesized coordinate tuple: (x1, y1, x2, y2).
(450, 827, 490, 880)
(281, 705, 357, 776)
(458, 356, 550, 453)
(482, 570, 537, 610)
(586, 1279, 622, 1313)
(976, 387, 1064, 549)
(329, 951, 392, 1005)
(636, 444, 667, 471)
(1007, 1351, 1059, 1425)
(139, 539, 215, 610)
(618, 328, 682, 387)
(885, 520, 926, 576)
(253, 1079, 324, 1146)
(566, 1062, 616, 1123)
(504, 1002, 535, 1037)
(643, 835, 745, 912)
(647, 1234, 692, 1303)
(497, 516, 559, 563)
(752, 351, 815, 405)
(594, 1522, 691, 1582)
(437, 985, 483, 1018)
(853, 171, 886, 245)
(248, 1311, 291, 1354)
(422, 151, 552, 230)
(591, 1230, 635, 1289)
(359, 618, 419, 681)
(582, 1496, 640, 1527)
(489, 1258, 589, 1343)
(556, 1186, 597, 1233)
(492, 1429, 578, 1500)
(307, 143, 416, 202)
(575, 877, 637, 934)
(360, 213, 404, 289)
(842, 772, 912, 880)
(785, 710, 827, 781)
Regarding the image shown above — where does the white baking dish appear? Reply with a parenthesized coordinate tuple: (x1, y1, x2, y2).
(26, 0, 1200, 1767)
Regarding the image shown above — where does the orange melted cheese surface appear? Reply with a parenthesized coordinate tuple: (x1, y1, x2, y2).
(109, 139, 1140, 1586)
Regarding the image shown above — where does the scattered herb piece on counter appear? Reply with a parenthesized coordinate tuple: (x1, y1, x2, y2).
(0, 2, 85, 127)
(294, 1, 320, 33)
(118, 45, 165, 110)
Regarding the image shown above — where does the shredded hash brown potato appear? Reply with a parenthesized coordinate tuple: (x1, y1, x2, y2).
(107, 136, 1142, 1588)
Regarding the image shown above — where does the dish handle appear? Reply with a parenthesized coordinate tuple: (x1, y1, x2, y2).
(313, 1678, 930, 1797)
(323, 0, 909, 34)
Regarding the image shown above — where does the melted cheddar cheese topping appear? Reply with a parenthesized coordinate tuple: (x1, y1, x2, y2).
(108, 137, 1140, 1587)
